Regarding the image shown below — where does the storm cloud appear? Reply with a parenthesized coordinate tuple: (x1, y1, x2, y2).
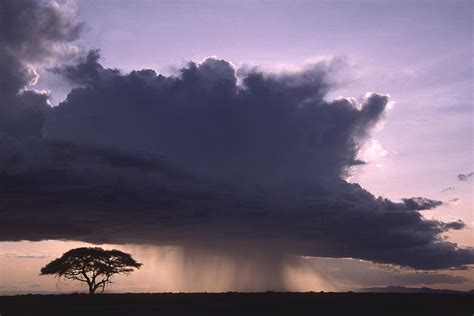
(1, 1, 473, 271)
(401, 197, 443, 211)
(45, 50, 385, 187)
(1, 52, 472, 270)
(293, 257, 469, 288)
(0, 0, 82, 138)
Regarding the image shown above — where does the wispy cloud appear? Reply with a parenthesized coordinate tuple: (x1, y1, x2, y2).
(458, 172, 474, 181)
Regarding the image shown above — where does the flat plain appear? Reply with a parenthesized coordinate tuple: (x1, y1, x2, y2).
(0, 292, 472, 316)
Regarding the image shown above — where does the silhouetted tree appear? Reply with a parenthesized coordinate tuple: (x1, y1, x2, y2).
(40, 247, 142, 295)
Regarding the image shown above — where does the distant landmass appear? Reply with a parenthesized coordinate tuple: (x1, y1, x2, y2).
(358, 286, 474, 294)
(2, 287, 474, 296)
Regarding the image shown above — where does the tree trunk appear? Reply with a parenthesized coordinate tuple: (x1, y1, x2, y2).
(88, 283, 96, 295)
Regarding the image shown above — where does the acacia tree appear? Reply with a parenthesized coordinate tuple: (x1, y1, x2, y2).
(40, 247, 142, 295)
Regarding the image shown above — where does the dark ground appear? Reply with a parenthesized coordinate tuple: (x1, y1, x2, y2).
(0, 292, 472, 316)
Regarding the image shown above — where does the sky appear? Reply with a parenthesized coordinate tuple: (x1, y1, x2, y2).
(0, 0, 473, 293)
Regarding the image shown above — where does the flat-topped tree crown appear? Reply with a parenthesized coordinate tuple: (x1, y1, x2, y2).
(40, 247, 142, 294)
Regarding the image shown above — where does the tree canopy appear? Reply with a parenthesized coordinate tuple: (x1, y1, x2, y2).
(40, 247, 142, 294)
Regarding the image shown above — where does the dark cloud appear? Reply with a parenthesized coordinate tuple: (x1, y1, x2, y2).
(45, 52, 384, 187)
(441, 220, 465, 231)
(294, 257, 469, 288)
(49, 49, 120, 86)
(457, 172, 474, 181)
(0, 0, 82, 138)
(0, 48, 472, 270)
(401, 197, 443, 210)
(0, 2, 472, 271)
(441, 186, 455, 193)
